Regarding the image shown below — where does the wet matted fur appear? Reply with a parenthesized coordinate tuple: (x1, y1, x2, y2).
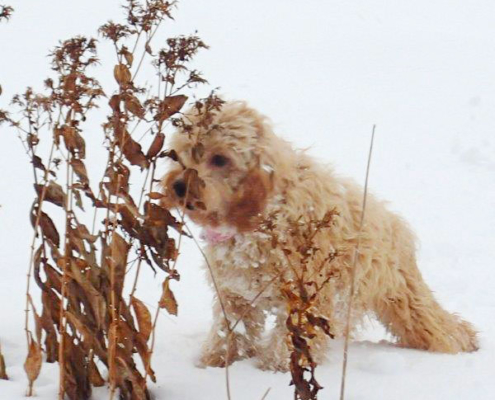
(161, 101, 478, 372)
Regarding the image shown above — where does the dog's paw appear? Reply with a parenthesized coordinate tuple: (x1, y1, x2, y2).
(198, 342, 243, 369)
(197, 350, 232, 368)
(256, 351, 290, 372)
(198, 332, 258, 368)
(255, 356, 290, 373)
(198, 345, 255, 368)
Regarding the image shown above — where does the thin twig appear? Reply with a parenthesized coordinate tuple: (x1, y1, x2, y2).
(260, 387, 271, 400)
(59, 148, 74, 400)
(132, 21, 162, 80)
(183, 224, 233, 400)
(108, 173, 123, 400)
(129, 162, 155, 299)
(183, 224, 230, 329)
(339, 125, 376, 400)
(225, 334, 233, 400)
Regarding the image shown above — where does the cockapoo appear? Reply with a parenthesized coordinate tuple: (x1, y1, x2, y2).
(161, 101, 478, 372)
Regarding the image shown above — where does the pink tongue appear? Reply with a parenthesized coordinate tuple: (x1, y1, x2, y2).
(200, 228, 235, 244)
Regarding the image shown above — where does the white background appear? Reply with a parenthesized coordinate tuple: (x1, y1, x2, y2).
(1, 1, 494, 399)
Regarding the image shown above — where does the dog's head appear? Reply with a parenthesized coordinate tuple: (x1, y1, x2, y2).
(161, 101, 290, 236)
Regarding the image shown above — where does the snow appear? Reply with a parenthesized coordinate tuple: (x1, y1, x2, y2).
(1, 0, 494, 399)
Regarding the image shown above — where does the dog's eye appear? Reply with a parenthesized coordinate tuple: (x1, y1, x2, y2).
(210, 154, 229, 167)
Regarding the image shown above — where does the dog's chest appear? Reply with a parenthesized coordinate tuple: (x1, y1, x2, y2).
(205, 232, 280, 299)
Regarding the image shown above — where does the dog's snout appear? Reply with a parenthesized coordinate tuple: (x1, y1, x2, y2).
(173, 180, 187, 198)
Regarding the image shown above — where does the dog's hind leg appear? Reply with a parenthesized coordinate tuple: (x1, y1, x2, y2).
(371, 252, 478, 354)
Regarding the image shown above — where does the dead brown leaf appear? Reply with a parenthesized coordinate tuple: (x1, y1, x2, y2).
(30, 207, 60, 246)
(131, 296, 152, 341)
(183, 168, 205, 199)
(158, 278, 178, 315)
(123, 51, 134, 67)
(104, 232, 131, 298)
(146, 132, 165, 159)
(24, 338, 42, 395)
(62, 126, 86, 159)
(114, 63, 132, 87)
(32, 155, 47, 173)
(109, 94, 121, 113)
(70, 159, 89, 184)
(147, 192, 165, 200)
(154, 95, 187, 122)
(34, 181, 66, 208)
(144, 202, 176, 228)
(134, 333, 156, 383)
(115, 128, 149, 169)
(89, 358, 105, 387)
(116, 356, 147, 399)
(124, 95, 145, 119)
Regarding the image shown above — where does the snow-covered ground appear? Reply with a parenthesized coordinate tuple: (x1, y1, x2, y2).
(1, 1, 494, 399)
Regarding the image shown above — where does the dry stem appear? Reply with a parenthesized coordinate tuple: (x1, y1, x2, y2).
(260, 388, 271, 400)
(59, 147, 75, 400)
(25, 143, 56, 348)
(339, 125, 376, 400)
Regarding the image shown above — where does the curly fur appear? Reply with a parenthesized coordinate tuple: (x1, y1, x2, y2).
(161, 101, 478, 372)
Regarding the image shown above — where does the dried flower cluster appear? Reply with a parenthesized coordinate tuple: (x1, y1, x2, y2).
(0, 4, 13, 22)
(0, 1, 216, 399)
(0, 4, 13, 98)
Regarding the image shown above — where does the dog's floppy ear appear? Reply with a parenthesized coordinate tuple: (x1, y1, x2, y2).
(227, 168, 272, 232)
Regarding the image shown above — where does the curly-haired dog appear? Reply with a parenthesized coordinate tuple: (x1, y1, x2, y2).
(161, 101, 478, 371)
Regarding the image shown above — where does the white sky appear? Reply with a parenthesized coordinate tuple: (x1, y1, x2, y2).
(1, 1, 494, 399)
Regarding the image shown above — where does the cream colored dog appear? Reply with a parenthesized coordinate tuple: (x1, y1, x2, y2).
(161, 101, 478, 372)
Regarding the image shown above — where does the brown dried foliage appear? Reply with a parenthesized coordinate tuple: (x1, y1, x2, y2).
(3, 1, 213, 399)
(3, 1, 338, 398)
(24, 336, 42, 396)
(0, 5, 13, 22)
(259, 211, 340, 400)
(0, 343, 8, 380)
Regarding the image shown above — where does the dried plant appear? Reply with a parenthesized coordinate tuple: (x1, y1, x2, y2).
(184, 207, 340, 400)
(0, 3, 13, 95)
(0, 4, 13, 96)
(257, 211, 339, 400)
(0, 342, 8, 380)
(1, 1, 212, 399)
(0, 2, 12, 385)
(0, 4, 13, 22)
(1, 2, 357, 399)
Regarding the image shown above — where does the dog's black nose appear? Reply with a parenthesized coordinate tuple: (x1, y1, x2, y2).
(173, 180, 187, 198)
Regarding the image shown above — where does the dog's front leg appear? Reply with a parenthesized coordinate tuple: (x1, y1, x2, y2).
(256, 307, 291, 372)
(198, 292, 265, 368)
